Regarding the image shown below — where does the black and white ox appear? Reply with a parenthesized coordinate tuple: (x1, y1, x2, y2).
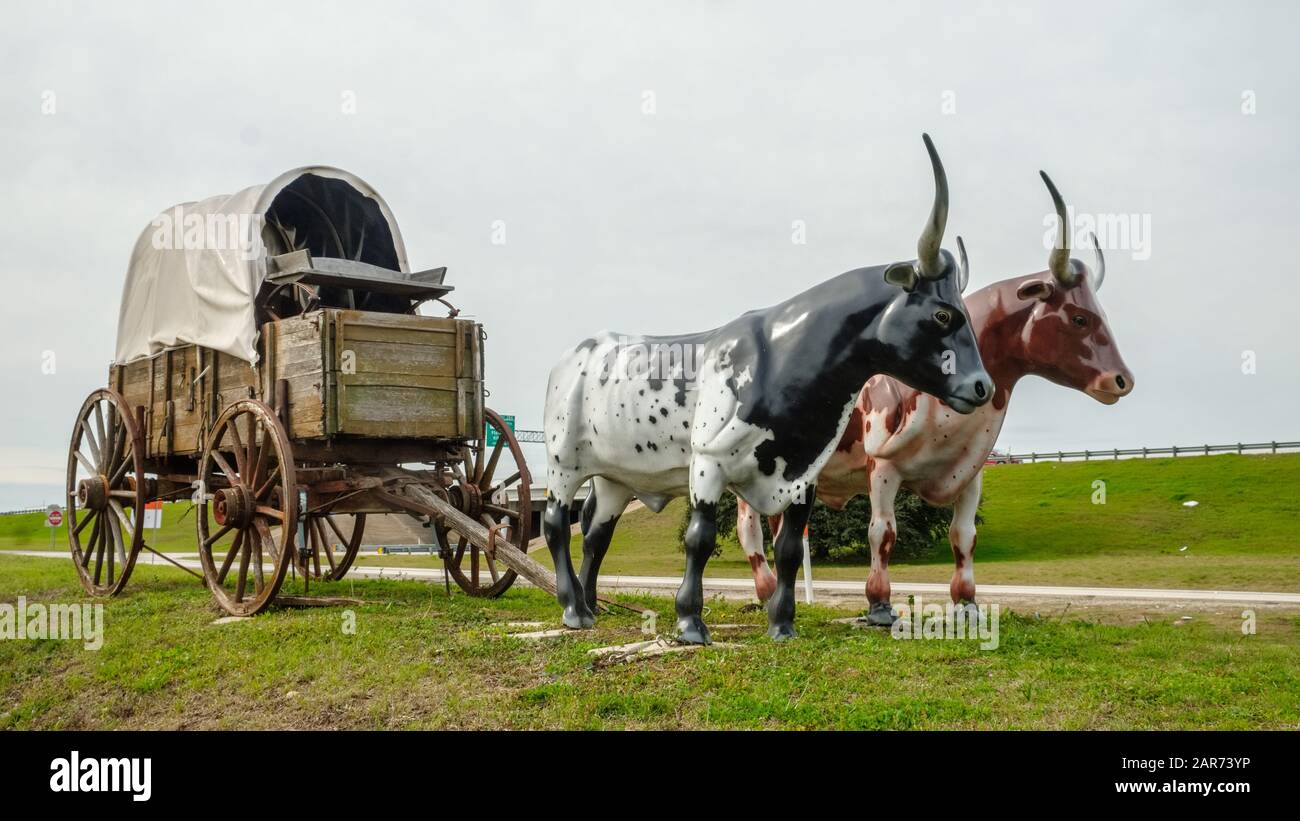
(542, 134, 992, 642)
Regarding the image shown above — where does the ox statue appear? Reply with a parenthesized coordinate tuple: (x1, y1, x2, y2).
(542, 134, 993, 642)
(737, 171, 1135, 624)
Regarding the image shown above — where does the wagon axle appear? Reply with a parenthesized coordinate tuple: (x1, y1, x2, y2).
(211, 486, 255, 529)
(76, 476, 109, 511)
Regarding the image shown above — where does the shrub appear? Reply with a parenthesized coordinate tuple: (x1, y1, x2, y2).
(678, 488, 973, 562)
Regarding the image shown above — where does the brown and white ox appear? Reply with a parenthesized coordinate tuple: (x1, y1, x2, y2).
(737, 172, 1135, 624)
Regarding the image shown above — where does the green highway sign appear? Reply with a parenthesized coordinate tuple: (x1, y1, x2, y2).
(486, 414, 515, 447)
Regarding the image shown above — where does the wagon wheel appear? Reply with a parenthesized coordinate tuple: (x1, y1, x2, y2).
(66, 389, 146, 597)
(301, 512, 367, 581)
(437, 408, 532, 598)
(195, 400, 298, 616)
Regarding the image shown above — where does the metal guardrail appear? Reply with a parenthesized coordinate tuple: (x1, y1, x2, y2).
(0, 507, 50, 517)
(1001, 440, 1300, 463)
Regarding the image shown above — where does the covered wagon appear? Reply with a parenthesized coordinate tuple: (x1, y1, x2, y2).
(66, 166, 554, 615)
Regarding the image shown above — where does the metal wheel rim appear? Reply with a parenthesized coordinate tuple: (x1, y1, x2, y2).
(302, 511, 367, 581)
(439, 408, 532, 598)
(66, 389, 146, 597)
(195, 399, 298, 616)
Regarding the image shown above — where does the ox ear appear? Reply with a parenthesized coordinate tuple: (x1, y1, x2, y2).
(1017, 279, 1055, 302)
(883, 261, 920, 293)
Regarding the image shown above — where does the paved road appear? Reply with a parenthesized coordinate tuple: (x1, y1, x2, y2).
(6, 549, 1300, 605)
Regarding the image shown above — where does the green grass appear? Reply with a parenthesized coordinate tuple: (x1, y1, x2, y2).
(531, 453, 1300, 592)
(1, 554, 1297, 729)
(9, 453, 1298, 593)
(1, 502, 197, 553)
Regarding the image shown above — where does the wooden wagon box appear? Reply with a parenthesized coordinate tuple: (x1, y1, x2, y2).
(109, 309, 484, 462)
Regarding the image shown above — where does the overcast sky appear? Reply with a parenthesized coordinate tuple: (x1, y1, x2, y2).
(2, 1, 1298, 509)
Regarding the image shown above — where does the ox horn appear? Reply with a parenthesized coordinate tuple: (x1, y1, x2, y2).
(1089, 231, 1105, 291)
(956, 235, 970, 292)
(1040, 170, 1082, 287)
(917, 133, 950, 279)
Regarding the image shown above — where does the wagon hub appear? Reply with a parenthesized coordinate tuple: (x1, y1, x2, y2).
(448, 480, 483, 519)
(77, 476, 109, 511)
(213, 486, 255, 529)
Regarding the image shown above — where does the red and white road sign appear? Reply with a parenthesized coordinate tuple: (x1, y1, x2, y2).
(46, 509, 63, 528)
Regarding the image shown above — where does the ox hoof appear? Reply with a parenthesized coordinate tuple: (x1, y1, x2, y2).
(955, 601, 980, 620)
(675, 616, 712, 645)
(562, 606, 595, 630)
(864, 602, 898, 627)
(767, 622, 798, 642)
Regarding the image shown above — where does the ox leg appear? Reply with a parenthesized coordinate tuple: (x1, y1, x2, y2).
(766, 487, 814, 641)
(948, 470, 981, 616)
(577, 477, 634, 614)
(676, 463, 726, 645)
(737, 497, 777, 602)
(864, 466, 900, 627)
(543, 487, 594, 630)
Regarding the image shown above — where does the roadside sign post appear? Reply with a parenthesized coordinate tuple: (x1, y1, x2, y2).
(45, 505, 63, 549)
(145, 501, 162, 561)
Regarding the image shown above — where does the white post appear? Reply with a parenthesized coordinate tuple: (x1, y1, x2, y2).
(801, 525, 814, 604)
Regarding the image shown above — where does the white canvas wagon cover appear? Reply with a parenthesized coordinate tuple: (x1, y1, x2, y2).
(114, 166, 410, 365)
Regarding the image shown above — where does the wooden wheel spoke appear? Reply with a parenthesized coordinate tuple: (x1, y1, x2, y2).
(247, 437, 269, 495)
(227, 418, 247, 477)
(107, 499, 132, 535)
(309, 519, 323, 578)
(93, 402, 108, 467)
(80, 419, 102, 469)
(494, 471, 522, 492)
(254, 472, 278, 501)
(252, 528, 265, 593)
(203, 523, 234, 549)
(81, 514, 101, 568)
(323, 514, 349, 546)
(107, 505, 129, 570)
(482, 503, 518, 520)
(254, 506, 284, 522)
(91, 517, 106, 583)
(74, 509, 97, 538)
(74, 447, 96, 476)
(210, 450, 239, 483)
(109, 451, 132, 487)
(217, 529, 245, 584)
(479, 437, 505, 491)
(254, 519, 277, 565)
(105, 520, 117, 585)
(243, 413, 258, 479)
(234, 536, 251, 602)
(314, 518, 334, 573)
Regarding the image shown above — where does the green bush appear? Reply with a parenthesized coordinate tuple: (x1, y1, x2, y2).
(678, 489, 971, 562)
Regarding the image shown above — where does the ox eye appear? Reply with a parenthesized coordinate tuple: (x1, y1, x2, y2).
(1072, 314, 1088, 328)
(934, 309, 952, 327)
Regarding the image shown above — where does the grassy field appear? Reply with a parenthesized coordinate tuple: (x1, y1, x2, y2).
(7, 454, 1298, 595)
(2, 554, 1298, 730)
(525, 453, 1300, 592)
